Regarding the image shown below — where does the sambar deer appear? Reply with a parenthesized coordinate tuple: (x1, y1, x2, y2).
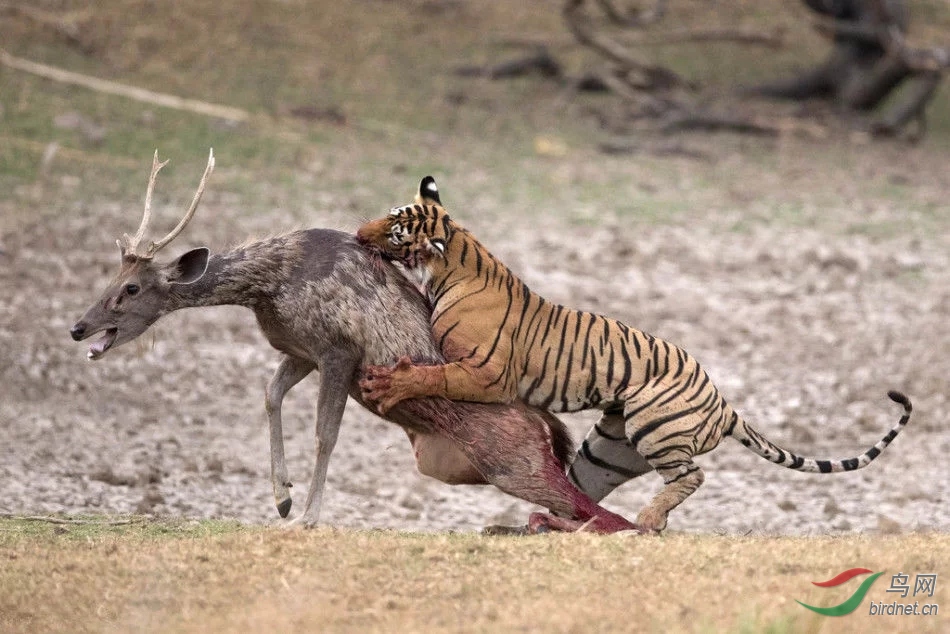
(70, 150, 640, 533)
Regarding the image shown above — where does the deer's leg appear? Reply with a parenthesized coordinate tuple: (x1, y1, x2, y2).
(295, 352, 360, 527)
(404, 429, 487, 485)
(568, 408, 654, 503)
(479, 433, 641, 535)
(402, 398, 641, 534)
(265, 356, 315, 518)
(518, 409, 655, 534)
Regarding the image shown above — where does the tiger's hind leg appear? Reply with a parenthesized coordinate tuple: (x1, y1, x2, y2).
(635, 458, 704, 532)
(568, 408, 655, 503)
(622, 386, 710, 532)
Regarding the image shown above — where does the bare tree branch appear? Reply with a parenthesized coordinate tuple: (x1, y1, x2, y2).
(634, 27, 785, 49)
(563, 0, 688, 90)
(454, 49, 562, 80)
(811, 15, 889, 45)
(748, 0, 945, 139)
(660, 111, 780, 136)
(0, 48, 251, 122)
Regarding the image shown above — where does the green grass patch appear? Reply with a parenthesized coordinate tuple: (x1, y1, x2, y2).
(0, 515, 247, 541)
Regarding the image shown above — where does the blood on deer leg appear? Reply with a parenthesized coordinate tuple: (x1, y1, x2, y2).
(400, 397, 642, 534)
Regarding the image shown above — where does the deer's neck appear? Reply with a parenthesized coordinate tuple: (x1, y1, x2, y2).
(167, 236, 302, 310)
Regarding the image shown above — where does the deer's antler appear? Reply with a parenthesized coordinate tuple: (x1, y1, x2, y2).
(118, 148, 215, 259)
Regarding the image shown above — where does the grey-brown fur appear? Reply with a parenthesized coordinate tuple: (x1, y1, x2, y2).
(72, 228, 637, 531)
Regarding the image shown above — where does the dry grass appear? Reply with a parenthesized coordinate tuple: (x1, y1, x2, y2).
(0, 518, 946, 634)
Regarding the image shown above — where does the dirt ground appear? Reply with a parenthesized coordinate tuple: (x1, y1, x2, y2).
(2, 131, 948, 536)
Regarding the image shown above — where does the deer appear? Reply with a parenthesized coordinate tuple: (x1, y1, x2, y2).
(69, 150, 641, 534)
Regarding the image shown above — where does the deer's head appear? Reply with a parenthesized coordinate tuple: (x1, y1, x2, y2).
(70, 150, 214, 360)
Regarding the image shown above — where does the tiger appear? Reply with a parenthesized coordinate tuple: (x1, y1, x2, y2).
(356, 176, 912, 532)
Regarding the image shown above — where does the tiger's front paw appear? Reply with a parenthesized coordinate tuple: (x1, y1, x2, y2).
(360, 356, 416, 414)
(360, 365, 395, 412)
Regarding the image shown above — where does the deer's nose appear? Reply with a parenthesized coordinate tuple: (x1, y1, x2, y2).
(70, 322, 86, 341)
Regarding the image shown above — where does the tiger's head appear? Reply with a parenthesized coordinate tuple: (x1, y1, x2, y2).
(356, 176, 455, 271)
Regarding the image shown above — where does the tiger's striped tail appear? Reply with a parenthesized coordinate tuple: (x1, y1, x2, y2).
(728, 391, 912, 473)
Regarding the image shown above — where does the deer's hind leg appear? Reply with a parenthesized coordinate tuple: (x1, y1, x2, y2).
(265, 355, 315, 518)
(294, 351, 361, 527)
(622, 386, 708, 532)
(405, 399, 642, 534)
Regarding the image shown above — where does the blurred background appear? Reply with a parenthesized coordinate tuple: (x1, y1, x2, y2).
(1, 0, 948, 534)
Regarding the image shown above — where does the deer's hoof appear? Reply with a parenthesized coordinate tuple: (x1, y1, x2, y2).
(276, 497, 292, 518)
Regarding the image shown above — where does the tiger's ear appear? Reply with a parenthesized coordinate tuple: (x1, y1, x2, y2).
(427, 237, 447, 258)
(415, 175, 442, 206)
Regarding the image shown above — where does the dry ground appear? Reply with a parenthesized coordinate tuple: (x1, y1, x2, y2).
(3, 134, 947, 536)
(1, 519, 947, 633)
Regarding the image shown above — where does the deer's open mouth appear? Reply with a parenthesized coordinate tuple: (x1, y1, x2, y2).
(87, 328, 118, 360)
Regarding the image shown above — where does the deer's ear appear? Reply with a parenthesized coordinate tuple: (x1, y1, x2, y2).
(168, 247, 210, 285)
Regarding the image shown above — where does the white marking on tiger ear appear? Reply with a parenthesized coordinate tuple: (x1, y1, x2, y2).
(388, 207, 401, 216)
(418, 176, 441, 205)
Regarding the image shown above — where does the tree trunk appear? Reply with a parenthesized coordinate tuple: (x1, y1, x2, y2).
(747, 0, 945, 136)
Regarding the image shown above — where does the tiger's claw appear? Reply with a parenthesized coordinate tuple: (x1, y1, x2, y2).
(359, 368, 392, 409)
(360, 357, 416, 414)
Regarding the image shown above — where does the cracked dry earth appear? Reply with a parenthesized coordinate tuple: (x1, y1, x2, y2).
(2, 166, 948, 536)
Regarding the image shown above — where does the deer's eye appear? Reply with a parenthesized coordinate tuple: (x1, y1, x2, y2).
(125, 283, 140, 296)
